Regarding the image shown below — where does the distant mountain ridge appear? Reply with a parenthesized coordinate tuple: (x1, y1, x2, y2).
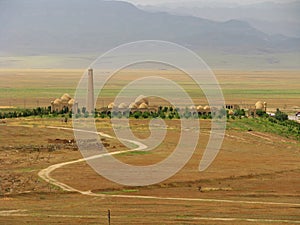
(140, 1, 300, 38)
(0, 0, 299, 56)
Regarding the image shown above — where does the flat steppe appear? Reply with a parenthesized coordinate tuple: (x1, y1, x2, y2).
(0, 69, 299, 224)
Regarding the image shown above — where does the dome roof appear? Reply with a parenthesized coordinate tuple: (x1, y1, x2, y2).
(138, 103, 148, 109)
(189, 105, 196, 110)
(61, 93, 72, 101)
(118, 103, 128, 109)
(204, 105, 210, 110)
(68, 99, 75, 105)
(255, 101, 264, 110)
(53, 98, 62, 105)
(197, 105, 204, 110)
(107, 102, 115, 109)
(129, 102, 138, 109)
(135, 95, 149, 105)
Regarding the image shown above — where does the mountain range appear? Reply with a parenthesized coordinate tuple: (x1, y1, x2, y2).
(1, 0, 299, 55)
(140, 1, 300, 38)
(0, 0, 299, 69)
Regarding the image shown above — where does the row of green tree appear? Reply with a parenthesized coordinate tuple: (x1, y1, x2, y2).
(0, 106, 226, 120)
(0, 106, 291, 123)
(0, 107, 52, 119)
(81, 106, 221, 119)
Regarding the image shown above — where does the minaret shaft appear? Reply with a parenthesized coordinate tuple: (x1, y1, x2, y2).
(87, 68, 95, 113)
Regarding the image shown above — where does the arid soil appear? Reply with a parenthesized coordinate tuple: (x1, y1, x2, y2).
(0, 118, 299, 224)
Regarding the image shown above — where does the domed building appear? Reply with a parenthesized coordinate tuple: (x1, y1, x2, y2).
(53, 98, 62, 105)
(61, 93, 72, 103)
(255, 101, 263, 110)
(204, 105, 210, 110)
(107, 102, 115, 109)
(51, 94, 78, 113)
(138, 102, 149, 109)
(118, 103, 128, 109)
(68, 98, 75, 108)
(135, 95, 149, 105)
(245, 101, 268, 117)
(197, 105, 204, 110)
(129, 102, 138, 109)
(255, 101, 267, 112)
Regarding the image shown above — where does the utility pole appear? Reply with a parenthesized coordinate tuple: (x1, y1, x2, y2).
(107, 209, 111, 225)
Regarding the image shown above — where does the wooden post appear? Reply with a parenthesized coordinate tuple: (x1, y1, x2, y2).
(108, 209, 111, 225)
(0, 178, 2, 196)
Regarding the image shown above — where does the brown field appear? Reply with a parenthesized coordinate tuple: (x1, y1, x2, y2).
(0, 116, 299, 225)
(0, 69, 299, 224)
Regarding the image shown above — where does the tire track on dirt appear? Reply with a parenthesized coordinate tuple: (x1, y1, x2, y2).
(2, 124, 293, 224)
(2, 125, 300, 223)
(38, 126, 300, 207)
(38, 126, 147, 193)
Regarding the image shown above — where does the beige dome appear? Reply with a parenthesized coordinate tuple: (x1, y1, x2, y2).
(204, 105, 210, 110)
(61, 93, 72, 101)
(129, 102, 138, 109)
(118, 103, 128, 109)
(68, 99, 75, 106)
(189, 105, 196, 110)
(138, 103, 148, 109)
(197, 105, 204, 110)
(255, 101, 264, 110)
(135, 95, 149, 105)
(53, 98, 62, 105)
(108, 102, 115, 109)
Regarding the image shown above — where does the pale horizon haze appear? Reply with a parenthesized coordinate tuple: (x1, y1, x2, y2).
(122, 0, 296, 6)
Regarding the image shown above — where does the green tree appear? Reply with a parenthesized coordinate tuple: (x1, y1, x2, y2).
(133, 111, 142, 119)
(168, 113, 174, 120)
(234, 109, 245, 117)
(84, 112, 89, 118)
(82, 107, 86, 114)
(142, 111, 150, 119)
(159, 111, 166, 119)
(256, 109, 266, 117)
(275, 109, 288, 121)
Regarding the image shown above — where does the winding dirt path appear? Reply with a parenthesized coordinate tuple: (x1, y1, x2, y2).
(35, 126, 300, 224)
(38, 126, 147, 193)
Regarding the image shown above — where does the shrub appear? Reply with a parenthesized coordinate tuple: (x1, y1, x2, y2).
(234, 109, 245, 117)
(256, 109, 267, 117)
(159, 111, 166, 119)
(275, 109, 288, 121)
(142, 111, 150, 119)
(133, 111, 142, 119)
(168, 113, 174, 120)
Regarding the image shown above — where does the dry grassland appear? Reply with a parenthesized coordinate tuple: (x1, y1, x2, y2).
(0, 69, 299, 112)
(0, 69, 299, 224)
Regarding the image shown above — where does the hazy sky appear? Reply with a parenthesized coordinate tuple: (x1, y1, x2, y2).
(124, 0, 292, 5)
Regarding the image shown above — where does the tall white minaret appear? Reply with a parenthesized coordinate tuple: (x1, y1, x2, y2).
(87, 68, 95, 113)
